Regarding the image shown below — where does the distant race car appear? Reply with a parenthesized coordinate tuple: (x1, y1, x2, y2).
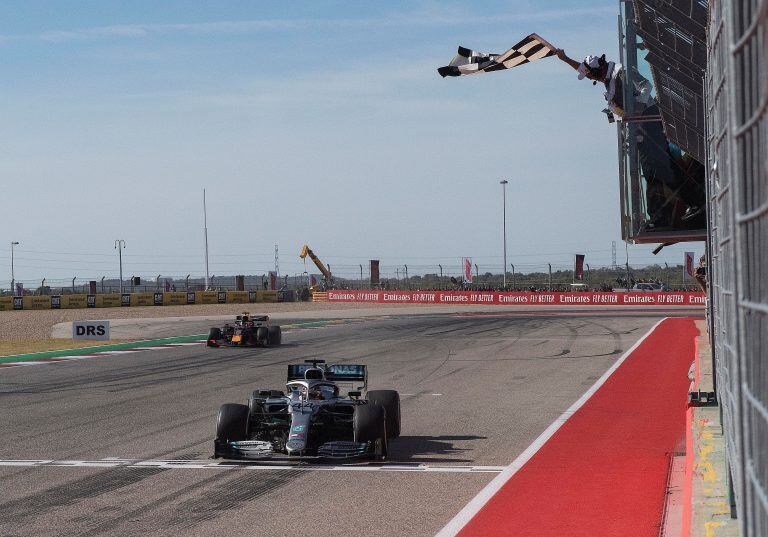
(214, 359, 400, 460)
(207, 312, 282, 348)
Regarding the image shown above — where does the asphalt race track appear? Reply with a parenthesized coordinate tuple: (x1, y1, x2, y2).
(0, 311, 685, 536)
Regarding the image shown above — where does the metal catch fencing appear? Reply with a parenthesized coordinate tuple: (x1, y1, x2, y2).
(706, 0, 768, 533)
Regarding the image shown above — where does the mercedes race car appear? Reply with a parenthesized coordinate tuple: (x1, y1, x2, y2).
(214, 359, 400, 460)
(207, 313, 282, 348)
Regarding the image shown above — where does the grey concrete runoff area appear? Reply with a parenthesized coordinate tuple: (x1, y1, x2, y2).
(0, 310, 683, 536)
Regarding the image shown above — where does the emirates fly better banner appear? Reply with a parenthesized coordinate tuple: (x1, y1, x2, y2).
(324, 290, 705, 306)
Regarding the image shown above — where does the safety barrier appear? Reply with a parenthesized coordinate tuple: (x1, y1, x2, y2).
(0, 290, 279, 311)
(321, 290, 706, 306)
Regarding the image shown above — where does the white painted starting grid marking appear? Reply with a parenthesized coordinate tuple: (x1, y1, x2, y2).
(0, 458, 504, 474)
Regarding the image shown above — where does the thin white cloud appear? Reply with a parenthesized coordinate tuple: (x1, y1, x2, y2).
(9, 4, 616, 43)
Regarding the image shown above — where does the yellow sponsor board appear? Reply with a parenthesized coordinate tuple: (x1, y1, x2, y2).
(257, 290, 279, 303)
(0, 296, 14, 311)
(23, 296, 52, 310)
(61, 294, 88, 309)
(196, 291, 219, 304)
(163, 292, 188, 306)
(226, 291, 249, 304)
(96, 294, 122, 308)
(130, 293, 154, 307)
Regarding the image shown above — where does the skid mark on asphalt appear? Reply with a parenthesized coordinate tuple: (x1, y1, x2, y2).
(0, 467, 164, 525)
(168, 470, 304, 529)
(74, 469, 238, 537)
(0, 458, 504, 473)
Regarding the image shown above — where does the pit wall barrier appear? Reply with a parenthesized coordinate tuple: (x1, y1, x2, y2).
(0, 290, 279, 311)
(319, 290, 706, 306)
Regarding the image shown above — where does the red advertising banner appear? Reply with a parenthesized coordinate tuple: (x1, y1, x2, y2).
(324, 290, 706, 306)
(463, 258, 473, 283)
(370, 260, 380, 287)
(574, 254, 585, 281)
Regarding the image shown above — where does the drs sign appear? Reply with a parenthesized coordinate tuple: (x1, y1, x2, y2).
(72, 320, 110, 340)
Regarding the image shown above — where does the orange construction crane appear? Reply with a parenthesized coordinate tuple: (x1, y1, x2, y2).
(299, 244, 333, 285)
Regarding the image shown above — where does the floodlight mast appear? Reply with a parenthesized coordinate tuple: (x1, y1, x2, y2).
(203, 189, 210, 290)
(500, 180, 509, 288)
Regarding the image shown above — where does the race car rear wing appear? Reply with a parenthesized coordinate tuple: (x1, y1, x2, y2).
(287, 363, 368, 390)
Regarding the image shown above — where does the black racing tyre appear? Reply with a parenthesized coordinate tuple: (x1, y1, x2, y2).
(256, 327, 269, 345)
(367, 390, 401, 438)
(353, 403, 386, 444)
(267, 325, 282, 346)
(216, 403, 249, 442)
(207, 327, 222, 346)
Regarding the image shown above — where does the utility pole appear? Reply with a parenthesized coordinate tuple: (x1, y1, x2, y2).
(511, 264, 515, 289)
(548, 263, 552, 291)
(500, 179, 509, 288)
(114, 240, 126, 294)
(625, 241, 631, 289)
(404, 265, 408, 289)
(611, 240, 618, 270)
(586, 264, 590, 286)
(10, 241, 19, 294)
(359, 264, 363, 289)
(203, 189, 210, 290)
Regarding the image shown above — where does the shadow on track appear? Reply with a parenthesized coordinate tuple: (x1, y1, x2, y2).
(389, 435, 486, 463)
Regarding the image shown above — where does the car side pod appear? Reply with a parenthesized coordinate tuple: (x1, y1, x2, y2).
(207, 339, 220, 347)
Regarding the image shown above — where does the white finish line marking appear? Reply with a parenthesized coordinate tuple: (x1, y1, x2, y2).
(0, 458, 504, 474)
(435, 318, 668, 537)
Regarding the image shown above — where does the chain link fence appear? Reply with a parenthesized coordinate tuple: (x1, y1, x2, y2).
(0, 263, 704, 296)
(706, 0, 767, 533)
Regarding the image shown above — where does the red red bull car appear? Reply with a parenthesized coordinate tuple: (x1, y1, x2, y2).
(207, 313, 282, 348)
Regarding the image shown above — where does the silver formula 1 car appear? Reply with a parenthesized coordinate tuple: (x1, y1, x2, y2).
(214, 360, 400, 460)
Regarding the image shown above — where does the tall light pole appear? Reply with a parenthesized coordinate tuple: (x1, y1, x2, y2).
(203, 189, 210, 290)
(10, 241, 19, 294)
(359, 264, 364, 289)
(511, 263, 515, 289)
(500, 180, 508, 288)
(114, 240, 126, 294)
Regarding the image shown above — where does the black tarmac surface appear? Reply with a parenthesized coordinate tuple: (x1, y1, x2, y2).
(0, 311, 672, 536)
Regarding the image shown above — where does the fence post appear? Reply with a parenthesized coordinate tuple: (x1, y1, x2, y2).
(547, 264, 552, 291)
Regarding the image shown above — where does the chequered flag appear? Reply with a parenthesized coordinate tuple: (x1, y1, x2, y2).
(438, 33, 556, 77)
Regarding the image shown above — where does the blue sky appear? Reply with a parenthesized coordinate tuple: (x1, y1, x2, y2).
(0, 1, 702, 284)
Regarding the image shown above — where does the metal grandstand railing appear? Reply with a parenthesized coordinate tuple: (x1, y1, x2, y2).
(706, 0, 768, 533)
